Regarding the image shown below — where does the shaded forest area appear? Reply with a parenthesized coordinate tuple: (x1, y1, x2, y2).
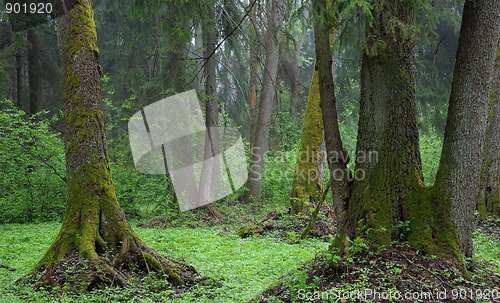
(0, 0, 499, 302)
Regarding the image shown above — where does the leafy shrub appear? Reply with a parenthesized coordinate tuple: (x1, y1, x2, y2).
(0, 99, 66, 223)
(419, 129, 442, 185)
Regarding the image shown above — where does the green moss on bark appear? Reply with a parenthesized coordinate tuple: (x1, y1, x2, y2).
(290, 68, 324, 214)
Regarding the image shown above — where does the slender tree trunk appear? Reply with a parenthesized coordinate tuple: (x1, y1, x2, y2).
(434, 0, 500, 262)
(290, 28, 306, 118)
(16, 53, 22, 109)
(312, 0, 350, 221)
(248, 4, 258, 148)
(198, 0, 223, 218)
(28, 29, 43, 117)
(247, 0, 284, 201)
(32, 0, 197, 288)
(478, 38, 500, 218)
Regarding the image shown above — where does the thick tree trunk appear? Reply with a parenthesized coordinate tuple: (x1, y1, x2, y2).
(334, 0, 463, 263)
(33, 0, 197, 289)
(478, 38, 500, 218)
(312, 0, 350, 221)
(435, 0, 500, 262)
(247, 0, 284, 201)
(28, 29, 43, 117)
(290, 69, 324, 215)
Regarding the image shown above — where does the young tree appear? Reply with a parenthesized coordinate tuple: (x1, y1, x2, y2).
(199, 0, 223, 219)
(478, 38, 500, 218)
(32, 0, 197, 288)
(434, 0, 500, 261)
(312, 0, 349, 220)
(247, 0, 284, 201)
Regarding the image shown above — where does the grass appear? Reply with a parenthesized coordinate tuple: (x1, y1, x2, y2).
(0, 219, 498, 302)
(0, 222, 328, 302)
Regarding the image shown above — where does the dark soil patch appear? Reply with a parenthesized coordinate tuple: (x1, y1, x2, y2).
(250, 243, 500, 303)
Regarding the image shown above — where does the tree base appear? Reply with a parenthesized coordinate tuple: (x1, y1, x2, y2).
(23, 249, 198, 291)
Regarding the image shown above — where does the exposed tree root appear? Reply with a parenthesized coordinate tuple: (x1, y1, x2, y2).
(0, 264, 16, 271)
(25, 243, 198, 291)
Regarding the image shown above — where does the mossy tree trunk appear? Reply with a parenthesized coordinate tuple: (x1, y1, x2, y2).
(478, 37, 500, 218)
(33, 0, 197, 289)
(290, 69, 325, 215)
(334, 0, 464, 263)
(435, 1, 500, 262)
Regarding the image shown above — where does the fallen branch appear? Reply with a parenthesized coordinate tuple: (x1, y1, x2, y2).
(0, 264, 16, 271)
(299, 180, 332, 241)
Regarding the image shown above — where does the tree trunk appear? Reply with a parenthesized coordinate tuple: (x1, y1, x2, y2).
(32, 0, 197, 289)
(248, 3, 258, 149)
(199, 0, 223, 219)
(290, 68, 324, 215)
(16, 53, 22, 109)
(478, 38, 500, 218)
(435, 0, 500, 263)
(247, 0, 284, 201)
(334, 0, 463, 263)
(28, 29, 43, 117)
(312, 0, 350, 221)
(290, 28, 306, 118)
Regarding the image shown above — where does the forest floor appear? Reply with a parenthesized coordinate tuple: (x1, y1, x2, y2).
(250, 215, 500, 303)
(0, 202, 499, 302)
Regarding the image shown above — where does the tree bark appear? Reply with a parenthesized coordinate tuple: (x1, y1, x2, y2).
(247, 0, 284, 201)
(290, 28, 306, 118)
(312, 0, 350, 221)
(33, 0, 197, 289)
(478, 38, 500, 218)
(16, 53, 23, 110)
(28, 29, 43, 117)
(435, 0, 500, 262)
(248, 0, 259, 149)
(334, 0, 461, 262)
(290, 68, 324, 215)
(199, 0, 223, 218)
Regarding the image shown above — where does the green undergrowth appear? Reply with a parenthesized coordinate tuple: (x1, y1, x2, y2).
(0, 222, 327, 302)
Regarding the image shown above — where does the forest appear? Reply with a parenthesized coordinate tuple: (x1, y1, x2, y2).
(0, 0, 499, 302)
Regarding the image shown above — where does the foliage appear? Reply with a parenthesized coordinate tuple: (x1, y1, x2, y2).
(0, 99, 65, 223)
(419, 129, 443, 186)
(0, 222, 327, 302)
